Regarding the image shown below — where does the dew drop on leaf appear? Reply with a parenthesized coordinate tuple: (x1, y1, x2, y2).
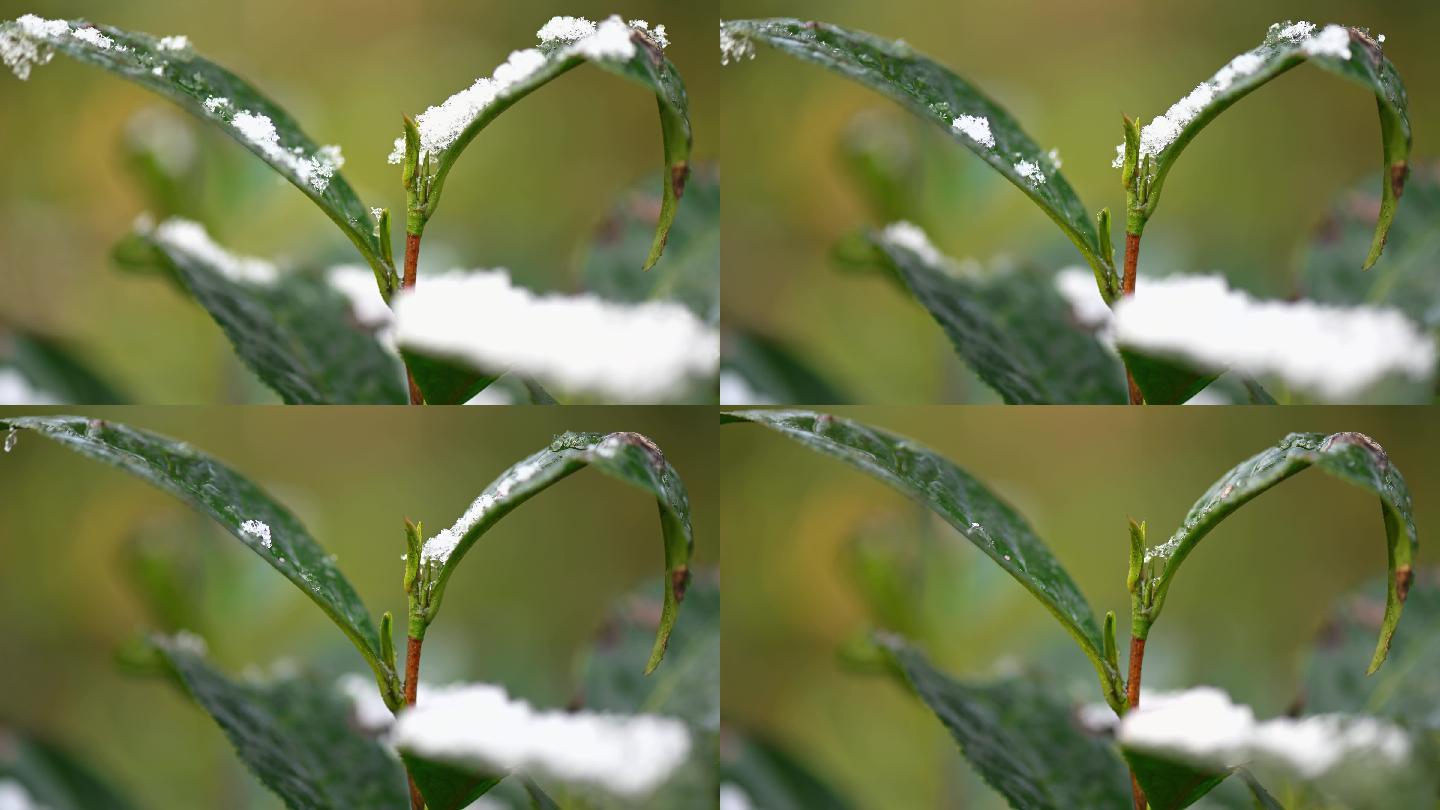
(3, 427, 16, 453)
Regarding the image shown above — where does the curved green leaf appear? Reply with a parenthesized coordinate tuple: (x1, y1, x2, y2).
(1119, 348, 1221, 405)
(720, 735, 855, 810)
(721, 329, 849, 405)
(0, 330, 127, 404)
(123, 221, 406, 404)
(415, 20, 690, 270)
(421, 430, 693, 674)
(1137, 22, 1410, 268)
(400, 349, 500, 406)
(1144, 432, 1417, 673)
(721, 18, 1114, 286)
(152, 637, 408, 810)
(0, 16, 393, 289)
(875, 634, 1132, 810)
(721, 409, 1121, 703)
(1122, 751, 1228, 810)
(401, 754, 503, 810)
(869, 232, 1126, 403)
(0, 731, 139, 810)
(0, 416, 390, 685)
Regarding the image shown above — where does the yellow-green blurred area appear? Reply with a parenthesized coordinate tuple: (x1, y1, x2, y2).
(0, 406, 717, 808)
(0, 1, 718, 403)
(721, 406, 1440, 808)
(721, 0, 1440, 403)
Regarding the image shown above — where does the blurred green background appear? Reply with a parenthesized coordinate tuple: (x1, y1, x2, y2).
(721, 406, 1440, 808)
(0, 1, 718, 403)
(0, 406, 717, 808)
(720, 0, 1440, 403)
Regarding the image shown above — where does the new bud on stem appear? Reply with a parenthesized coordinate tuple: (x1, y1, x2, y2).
(403, 519, 422, 595)
(1127, 518, 1146, 594)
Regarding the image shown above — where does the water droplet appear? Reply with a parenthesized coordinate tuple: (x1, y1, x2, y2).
(3, 427, 16, 453)
(85, 418, 103, 439)
(1003, 554, 1012, 561)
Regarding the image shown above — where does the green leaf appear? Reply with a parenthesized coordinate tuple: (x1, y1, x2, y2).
(519, 376, 559, 405)
(1303, 570, 1440, 726)
(720, 735, 855, 810)
(1122, 750, 1229, 810)
(583, 166, 719, 321)
(400, 753, 503, 810)
(152, 637, 409, 810)
(868, 234, 1126, 404)
(1302, 163, 1440, 327)
(721, 19, 1114, 285)
(0, 416, 391, 686)
(0, 329, 127, 404)
(401, 349, 500, 406)
(721, 410, 1122, 705)
(721, 329, 849, 404)
(1119, 348, 1221, 405)
(523, 778, 562, 810)
(0, 17, 393, 288)
(874, 634, 1132, 810)
(1143, 432, 1417, 674)
(1138, 22, 1410, 269)
(0, 731, 139, 810)
(1241, 771, 1285, 810)
(126, 223, 407, 404)
(418, 22, 691, 272)
(423, 431, 693, 674)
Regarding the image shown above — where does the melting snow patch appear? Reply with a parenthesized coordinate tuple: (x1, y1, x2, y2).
(157, 34, 189, 51)
(719, 371, 773, 406)
(149, 218, 280, 285)
(420, 455, 549, 566)
(0, 369, 59, 405)
(170, 629, 209, 656)
(1303, 24, 1353, 59)
(229, 110, 345, 192)
(1013, 159, 1046, 185)
(326, 265, 395, 347)
(1113, 274, 1435, 401)
(720, 784, 756, 810)
(1, 14, 71, 79)
(0, 779, 44, 810)
(69, 26, 113, 50)
(391, 682, 691, 799)
(878, 221, 976, 276)
(951, 114, 995, 148)
(393, 270, 719, 403)
(1053, 266, 1114, 328)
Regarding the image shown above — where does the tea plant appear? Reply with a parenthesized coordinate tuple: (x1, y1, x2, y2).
(0, 14, 719, 405)
(719, 19, 1431, 405)
(0, 415, 708, 809)
(722, 409, 1425, 809)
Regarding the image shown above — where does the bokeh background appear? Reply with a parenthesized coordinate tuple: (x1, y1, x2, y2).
(0, 406, 717, 808)
(721, 406, 1440, 808)
(721, 0, 1440, 403)
(0, 1, 719, 403)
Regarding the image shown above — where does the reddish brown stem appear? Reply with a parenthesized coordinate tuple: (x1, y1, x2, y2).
(405, 635, 424, 810)
(1122, 232, 1143, 405)
(1128, 635, 1148, 810)
(403, 233, 424, 405)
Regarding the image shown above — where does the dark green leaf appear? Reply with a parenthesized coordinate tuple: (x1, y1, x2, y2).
(1145, 432, 1417, 673)
(152, 637, 409, 810)
(1301, 163, 1440, 328)
(0, 416, 390, 684)
(722, 410, 1120, 702)
(421, 23, 691, 270)
(720, 735, 855, 810)
(1140, 22, 1410, 269)
(128, 223, 406, 404)
(0, 16, 393, 286)
(1241, 771, 1285, 810)
(583, 166, 719, 321)
(401, 349, 499, 406)
(1304, 570, 1440, 726)
(401, 753, 503, 810)
(523, 778, 562, 810)
(1122, 750, 1228, 810)
(721, 19, 1113, 283)
(875, 634, 1131, 810)
(721, 329, 849, 404)
(519, 376, 559, 405)
(870, 234, 1126, 404)
(1120, 348, 1221, 405)
(0, 330, 127, 404)
(0, 731, 139, 810)
(426, 431, 693, 674)
(1241, 377, 1277, 405)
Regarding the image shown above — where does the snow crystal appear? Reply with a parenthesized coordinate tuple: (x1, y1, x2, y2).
(0, 368, 59, 405)
(156, 34, 189, 51)
(1113, 274, 1436, 401)
(69, 26, 113, 49)
(720, 784, 756, 810)
(0, 779, 44, 810)
(1, 14, 70, 80)
(239, 519, 272, 549)
(951, 114, 995, 148)
(1274, 21, 1318, 42)
(1119, 687, 1412, 780)
(392, 682, 692, 798)
(629, 20, 668, 49)
(393, 270, 719, 403)
(202, 96, 229, 114)
(229, 110, 345, 193)
(390, 15, 651, 165)
(1013, 159, 1046, 185)
(720, 24, 755, 66)
(1303, 24, 1352, 59)
(150, 218, 280, 285)
(419, 456, 548, 566)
